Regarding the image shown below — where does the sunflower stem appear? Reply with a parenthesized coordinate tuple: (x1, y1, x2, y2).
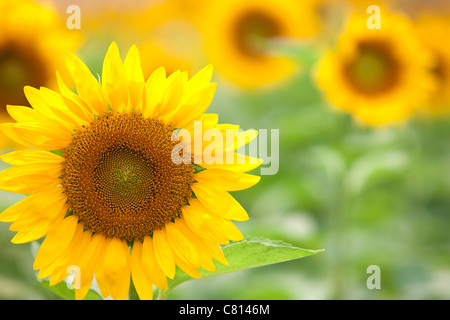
(156, 287, 170, 300)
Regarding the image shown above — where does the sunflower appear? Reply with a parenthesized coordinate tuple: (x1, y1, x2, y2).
(0, 42, 261, 300)
(415, 14, 450, 114)
(0, 0, 80, 148)
(346, 0, 396, 10)
(198, 0, 320, 89)
(315, 10, 435, 125)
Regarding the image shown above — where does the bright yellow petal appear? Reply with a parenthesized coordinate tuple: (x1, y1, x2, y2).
(131, 240, 154, 300)
(158, 71, 187, 122)
(0, 163, 61, 193)
(202, 238, 229, 266)
(39, 222, 85, 283)
(65, 52, 108, 116)
(39, 87, 89, 128)
(33, 215, 79, 271)
(170, 82, 217, 129)
(0, 149, 62, 166)
(0, 122, 71, 151)
(75, 233, 106, 300)
(124, 45, 145, 113)
(165, 219, 201, 268)
(182, 199, 230, 244)
(143, 66, 167, 118)
(102, 42, 130, 113)
(192, 182, 249, 221)
(174, 255, 201, 279)
(23, 87, 75, 133)
(200, 153, 263, 173)
(56, 71, 93, 123)
(6, 105, 39, 123)
(152, 227, 176, 279)
(60, 228, 93, 293)
(0, 185, 64, 226)
(194, 168, 260, 191)
(186, 64, 214, 92)
(142, 236, 168, 290)
(224, 129, 258, 152)
(9, 187, 67, 244)
(96, 237, 131, 300)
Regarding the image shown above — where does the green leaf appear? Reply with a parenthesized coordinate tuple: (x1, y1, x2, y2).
(39, 280, 103, 300)
(165, 238, 323, 294)
(49, 149, 64, 157)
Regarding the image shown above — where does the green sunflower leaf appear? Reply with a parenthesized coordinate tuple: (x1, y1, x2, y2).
(161, 238, 323, 299)
(39, 280, 103, 300)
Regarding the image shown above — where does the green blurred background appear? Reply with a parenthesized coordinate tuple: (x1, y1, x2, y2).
(1, 0, 450, 300)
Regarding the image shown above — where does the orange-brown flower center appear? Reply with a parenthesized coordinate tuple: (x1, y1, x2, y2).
(233, 10, 281, 58)
(61, 112, 194, 241)
(344, 41, 400, 95)
(0, 42, 48, 114)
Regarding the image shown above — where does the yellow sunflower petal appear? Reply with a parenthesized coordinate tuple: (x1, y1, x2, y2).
(194, 168, 260, 191)
(23, 86, 75, 132)
(65, 52, 108, 116)
(200, 151, 263, 173)
(186, 64, 214, 91)
(49, 228, 92, 287)
(131, 240, 154, 300)
(96, 237, 131, 300)
(171, 82, 217, 129)
(203, 239, 229, 266)
(39, 87, 89, 128)
(0, 185, 64, 227)
(152, 227, 176, 279)
(182, 199, 231, 244)
(156, 70, 187, 120)
(33, 215, 79, 271)
(175, 219, 217, 271)
(75, 233, 106, 300)
(0, 149, 62, 166)
(174, 255, 201, 279)
(165, 219, 201, 268)
(192, 182, 249, 221)
(143, 66, 166, 118)
(124, 45, 145, 113)
(0, 163, 60, 193)
(142, 236, 168, 290)
(56, 71, 93, 122)
(0, 122, 71, 150)
(6, 105, 39, 123)
(9, 187, 67, 243)
(41, 223, 86, 284)
(102, 42, 130, 113)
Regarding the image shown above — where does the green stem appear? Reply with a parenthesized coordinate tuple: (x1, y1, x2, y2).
(155, 287, 170, 300)
(128, 280, 140, 300)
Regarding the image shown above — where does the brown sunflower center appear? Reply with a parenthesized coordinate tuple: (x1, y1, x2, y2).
(0, 42, 48, 112)
(233, 10, 281, 58)
(344, 41, 400, 95)
(432, 54, 448, 87)
(61, 112, 194, 241)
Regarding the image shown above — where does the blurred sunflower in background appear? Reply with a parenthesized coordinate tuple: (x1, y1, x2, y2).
(74, 0, 202, 81)
(138, 40, 194, 78)
(132, 15, 202, 79)
(315, 9, 435, 126)
(415, 14, 450, 114)
(198, 0, 321, 89)
(0, 42, 261, 300)
(0, 0, 80, 148)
